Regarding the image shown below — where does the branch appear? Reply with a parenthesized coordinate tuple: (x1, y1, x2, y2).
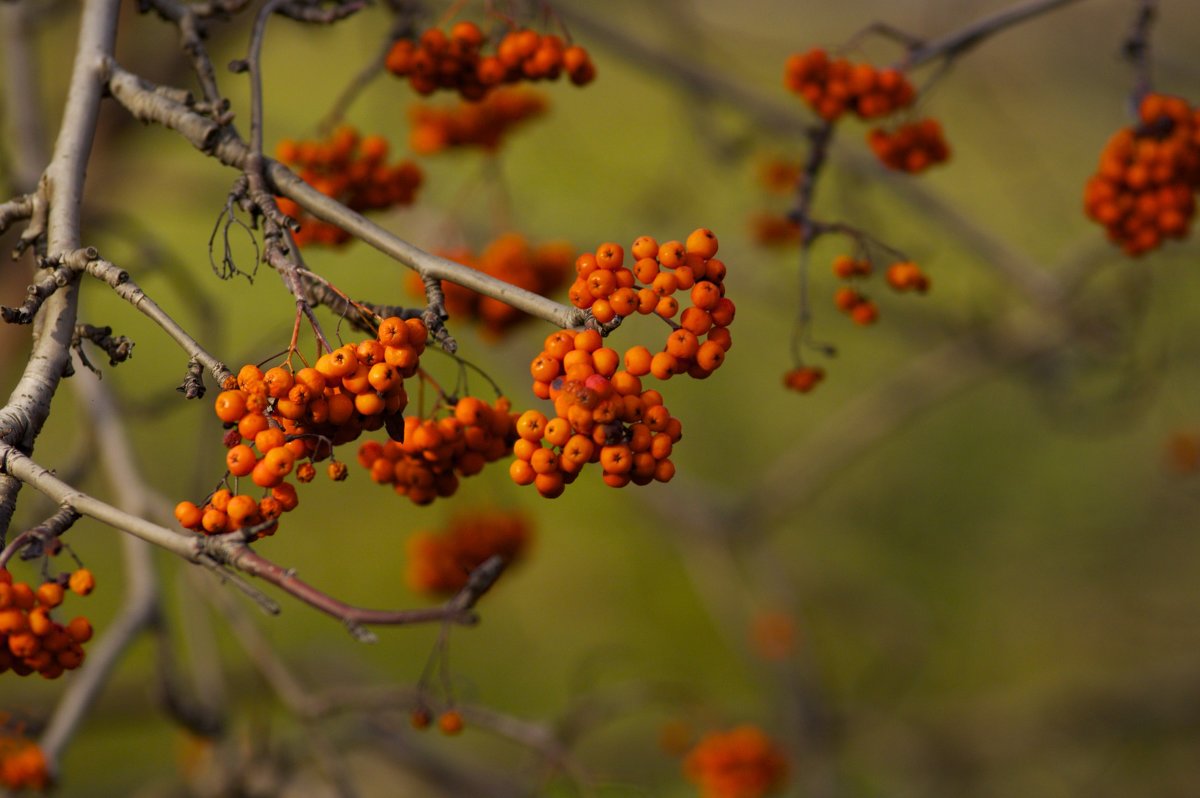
(904, 0, 1092, 68)
(82, 251, 231, 384)
(0, 0, 120, 536)
(104, 64, 589, 330)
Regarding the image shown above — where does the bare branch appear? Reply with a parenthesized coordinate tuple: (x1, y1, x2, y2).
(82, 252, 231, 384)
(104, 64, 590, 330)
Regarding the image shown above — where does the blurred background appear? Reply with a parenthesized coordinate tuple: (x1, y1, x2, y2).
(3, 0, 1200, 795)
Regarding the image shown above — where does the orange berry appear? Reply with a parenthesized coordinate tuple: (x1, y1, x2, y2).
(68, 569, 95, 596)
(650, 351, 678, 380)
(695, 340, 726, 371)
(438, 709, 465, 735)
(624, 345, 653, 376)
(516, 410, 548, 441)
(377, 316, 410, 347)
(175, 501, 203, 529)
(509, 458, 535, 485)
(225, 444, 258, 477)
(213, 390, 247, 423)
(666, 329, 700, 360)
(67, 616, 93, 643)
(35, 581, 64, 609)
(685, 227, 718, 258)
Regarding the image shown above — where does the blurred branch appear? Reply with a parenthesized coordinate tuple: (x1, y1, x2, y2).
(904, 0, 1091, 68)
(40, 369, 162, 774)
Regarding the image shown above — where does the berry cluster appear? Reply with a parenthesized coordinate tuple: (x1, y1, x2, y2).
(1083, 92, 1200, 256)
(0, 726, 48, 792)
(683, 725, 789, 798)
(275, 127, 422, 247)
(176, 317, 428, 534)
(409, 88, 548, 154)
(0, 568, 94, 681)
(406, 233, 574, 338)
(507, 230, 732, 497)
(867, 119, 951, 173)
(385, 23, 595, 101)
(782, 366, 825, 394)
(567, 229, 735, 375)
(831, 254, 929, 326)
(512, 333, 684, 497)
(356, 395, 519, 506)
(405, 509, 531, 594)
(834, 286, 878, 326)
(884, 260, 930, 292)
(784, 48, 916, 121)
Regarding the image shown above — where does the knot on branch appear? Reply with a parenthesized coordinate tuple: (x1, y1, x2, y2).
(177, 357, 207, 399)
(420, 275, 457, 354)
(72, 324, 135, 374)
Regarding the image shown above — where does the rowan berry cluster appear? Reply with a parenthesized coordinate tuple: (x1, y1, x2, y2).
(0, 725, 48, 792)
(175, 317, 428, 533)
(512, 336, 683, 497)
(784, 48, 916, 121)
(884, 260, 930, 293)
(0, 568, 94, 681)
(683, 725, 789, 798)
(355, 395, 519, 506)
(406, 233, 574, 338)
(508, 230, 732, 497)
(385, 23, 595, 101)
(275, 127, 422, 247)
(1083, 92, 1200, 256)
(831, 254, 929, 326)
(404, 509, 531, 595)
(566, 229, 735, 373)
(867, 118, 951, 173)
(409, 88, 548, 154)
(782, 366, 824, 394)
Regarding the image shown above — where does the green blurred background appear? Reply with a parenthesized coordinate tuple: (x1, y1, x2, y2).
(3, 0, 1200, 795)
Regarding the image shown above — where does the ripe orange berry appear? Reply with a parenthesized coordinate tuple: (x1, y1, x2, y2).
(438, 709, 465, 735)
(68, 568, 95, 596)
(226, 494, 259, 527)
(225, 444, 258, 477)
(213, 390, 247, 423)
(595, 242, 624, 270)
(695, 340, 726, 371)
(35, 582, 64, 609)
(262, 367, 294, 399)
(685, 227, 719, 258)
(624, 345, 653, 376)
(255, 427, 287, 453)
(174, 501, 203, 529)
(655, 296, 680, 319)
(67, 616, 93, 643)
(650, 351, 678, 380)
(509, 458, 536, 486)
(516, 410, 548, 441)
(666, 329, 700, 360)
